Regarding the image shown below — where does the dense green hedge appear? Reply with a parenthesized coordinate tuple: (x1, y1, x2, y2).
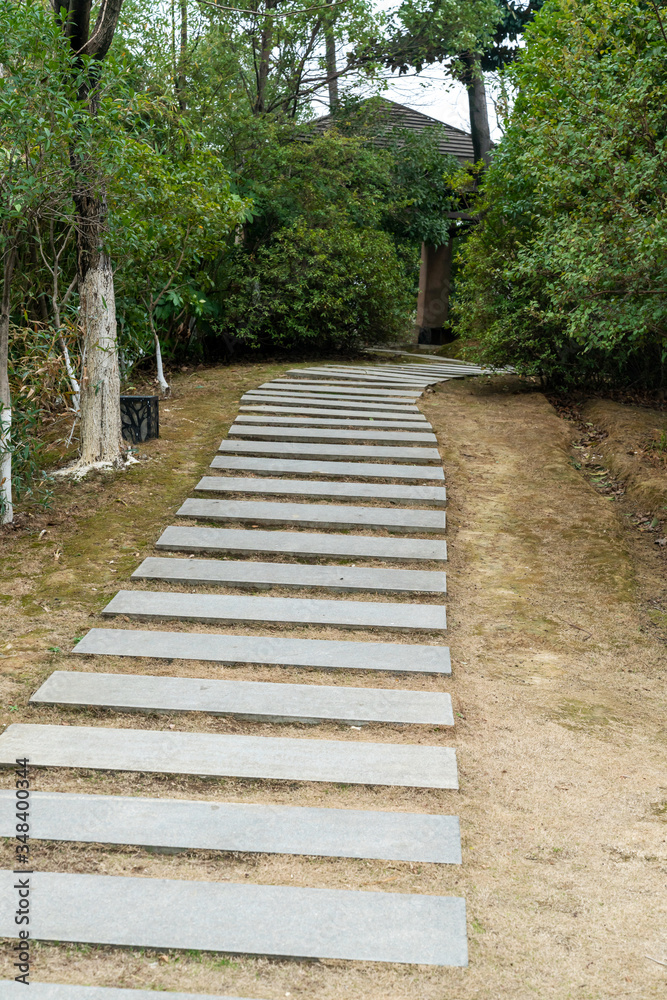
(454, 0, 667, 390)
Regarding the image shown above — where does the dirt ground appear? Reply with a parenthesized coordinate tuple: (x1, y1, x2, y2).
(1, 364, 666, 999)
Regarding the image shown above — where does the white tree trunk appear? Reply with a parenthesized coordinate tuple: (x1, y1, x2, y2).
(78, 255, 122, 466)
(0, 248, 15, 523)
(0, 405, 11, 525)
(59, 333, 80, 413)
(154, 329, 170, 395)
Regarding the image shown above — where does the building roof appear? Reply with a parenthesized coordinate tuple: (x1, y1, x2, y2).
(307, 98, 475, 165)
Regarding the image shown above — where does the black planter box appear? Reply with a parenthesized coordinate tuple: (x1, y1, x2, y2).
(120, 395, 159, 443)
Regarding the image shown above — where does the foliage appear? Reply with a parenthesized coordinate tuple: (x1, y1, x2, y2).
(382, 128, 461, 245)
(224, 220, 413, 352)
(455, 0, 667, 389)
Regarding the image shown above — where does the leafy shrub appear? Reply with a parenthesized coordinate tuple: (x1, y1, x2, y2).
(454, 0, 667, 390)
(225, 221, 414, 352)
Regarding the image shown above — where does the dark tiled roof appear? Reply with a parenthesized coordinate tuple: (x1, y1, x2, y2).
(307, 98, 475, 164)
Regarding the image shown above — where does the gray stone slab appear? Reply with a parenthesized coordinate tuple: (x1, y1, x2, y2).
(0, 723, 459, 789)
(239, 404, 427, 421)
(282, 373, 432, 387)
(156, 525, 448, 560)
(235, 414, 432, 429)
(0, 869, 467, 965)
(210, 455, 445, 480)
(287, 368, 436, 385)
(195, 476, 447, 506)
(0, 985, 256, 1000)
(228, 424, 437, 444)
(260, 380, 421, 398)
(102, 590, 447, 631)
(30, 671, 453, 725)
(0, 790, 462, 862)
(133, 556, 447, 594)
(285, 365, 438, 382)
(218, 440, 441, 464)
(176, 498, 446, 533)
(74, 628, 452, 675)
(241, 392, 420, 411)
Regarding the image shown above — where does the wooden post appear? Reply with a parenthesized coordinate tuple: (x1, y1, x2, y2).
(416, 239, 453, 345)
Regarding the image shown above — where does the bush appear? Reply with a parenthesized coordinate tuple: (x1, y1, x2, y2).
(454, 0, 667, 390)
(225, 220, 414, 352)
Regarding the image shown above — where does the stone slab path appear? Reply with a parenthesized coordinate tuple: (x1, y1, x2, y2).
(176, 497, 446, 532)
(101, 590, 447, 631)
(239, 403, 427, 420)
(132, 556, 447, 594)
(156, 525, 448, 560)
(217, 440, 441, 463)
(241, 392, 420, 411)
(0, 986, 261, 1000)
(0, 791, 462, 862)
(228, 423, 437, 443)
(75, 628, 452, 674)
(30, 671, 454, 725)
(0, 871, 468, 965)
(235, 413, 432, 428)
(9, 361, 469, 980)
(194, 475, 447, 505)
(286, 367, 440, 384)
(210, 455, 445, 479)
(259, 381, 422, 398)
(0, 724, 459, 787)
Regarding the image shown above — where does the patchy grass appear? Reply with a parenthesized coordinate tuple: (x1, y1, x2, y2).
(1, 367, 667, 998)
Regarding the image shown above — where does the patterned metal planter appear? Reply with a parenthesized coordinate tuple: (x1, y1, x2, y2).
(120, 395, 159, 443)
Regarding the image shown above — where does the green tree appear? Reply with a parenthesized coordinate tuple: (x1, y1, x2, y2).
(0, 2, 78, 522)
(52, 0, 128, 470)
(455, 0, 667, 389)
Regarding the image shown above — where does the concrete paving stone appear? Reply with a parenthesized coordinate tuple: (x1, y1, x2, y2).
(101, 590, 447, 631)
(210, 456, 445, 480)
(132, 556, 447, 594)
(284, 372, 431, 384)
(195, 476, 446, 506)
(0, 985, 258, 1000)
(260, 381, 421, 398)
(176, 498, 446, 533)
(217, 440, 441, 464)
(238, 404, 428, 422)
(30, 671, 454, 725)
(0, 724, 459, 788)
(287, 370, 436, 385)
(156, 525, 448, 560)
(234, 414, 432, 429)
(241, 392, 420, 411)
(282, 373, 433, 387)
(0, 790, 462, 863)
(0, 869, 467, 965)
(228, 424, 437, 444)
(74, 628, 453, 675)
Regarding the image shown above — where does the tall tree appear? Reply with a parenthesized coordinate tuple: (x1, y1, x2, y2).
(382, 0, 544, 164)
(52, 0, 125, 468)
(0, 1, 77, 522)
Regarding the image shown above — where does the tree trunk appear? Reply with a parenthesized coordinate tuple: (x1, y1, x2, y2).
(462, 53, 492, 165)
(254, 0, 276, 114)
(78, 252, 122, 465)
(325, 26, 338, 112)
(176, 0, 187, 111)
(0, 249, 16, 524)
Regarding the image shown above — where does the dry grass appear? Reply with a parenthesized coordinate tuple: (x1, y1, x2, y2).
(1, 365, 666, 998)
